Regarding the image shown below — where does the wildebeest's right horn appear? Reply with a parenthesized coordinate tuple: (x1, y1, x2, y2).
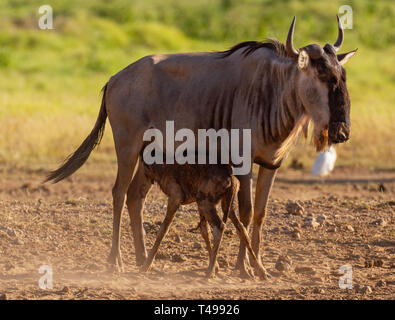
(333, 15, 344, 51)
(286, 16, 299, 57)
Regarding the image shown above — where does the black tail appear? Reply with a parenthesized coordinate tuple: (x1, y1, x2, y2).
(45, 83, 108, 183)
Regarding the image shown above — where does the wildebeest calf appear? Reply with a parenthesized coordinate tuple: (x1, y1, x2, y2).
(138, 160, 268, 279)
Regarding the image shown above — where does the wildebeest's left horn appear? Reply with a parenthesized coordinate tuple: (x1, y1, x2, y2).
(286, 16, 299, 57)
(333, 15, 344, 51)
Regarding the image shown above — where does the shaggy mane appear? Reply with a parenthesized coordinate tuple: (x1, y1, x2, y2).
(219, 38, 290, 59)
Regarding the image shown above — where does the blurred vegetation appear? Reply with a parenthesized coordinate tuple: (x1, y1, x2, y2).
(0, 0, 394, 170)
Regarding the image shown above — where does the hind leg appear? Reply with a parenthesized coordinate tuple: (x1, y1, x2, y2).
(126, 161, 152, 266)
(141, 196, 180, 272)
(108, 138, 142, 271)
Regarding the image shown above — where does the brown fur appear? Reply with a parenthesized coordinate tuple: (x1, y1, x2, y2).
(140, 161, 267, 279)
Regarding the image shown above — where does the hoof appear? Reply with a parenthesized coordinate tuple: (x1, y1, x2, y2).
(205, 267, 217, 279)
(140, 259, 153, 273)
(255, 266, 269, 280)
(140, 265, 149, 273)
(238, 265, 255, 279)
(135, 255, 148, 267)
(257, 271, 268, 281)
(253, 262, 269, 281)
(214, 262, 220, 275)
(107, 262, 123, 273)
(239, 270, 254, 280)
(107, 250, 123, 273)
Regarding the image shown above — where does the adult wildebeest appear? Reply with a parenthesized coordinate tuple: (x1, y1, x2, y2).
(46, 16, 356, 277)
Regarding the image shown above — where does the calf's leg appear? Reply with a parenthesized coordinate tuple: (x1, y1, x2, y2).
(198, 201, 225, 279)
(198, 216, 220, 273)
(141, 197, 180, 272)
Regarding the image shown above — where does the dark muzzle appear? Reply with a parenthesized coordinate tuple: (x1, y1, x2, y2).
(328, 122, 350, 143)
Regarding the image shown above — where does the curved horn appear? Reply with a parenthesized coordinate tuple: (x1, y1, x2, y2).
(333, 15, 344, 51)
(286, 16, 299, 57)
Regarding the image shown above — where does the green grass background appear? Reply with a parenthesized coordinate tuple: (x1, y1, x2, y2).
(0, 0, 394, 171)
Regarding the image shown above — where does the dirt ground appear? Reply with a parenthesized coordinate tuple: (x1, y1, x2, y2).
(0, 165, 394, 300)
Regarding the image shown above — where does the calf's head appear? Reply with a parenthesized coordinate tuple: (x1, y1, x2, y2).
(286, 16, 357, 151)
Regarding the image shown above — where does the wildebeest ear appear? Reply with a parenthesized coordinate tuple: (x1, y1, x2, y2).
(337, 48, 357, 65)
(297, 50, 309, 70)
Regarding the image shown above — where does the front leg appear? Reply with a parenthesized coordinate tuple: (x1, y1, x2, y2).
(251, 166, 277, 266)
(198, 216, 220, 274)
(235, 174, 254, 278)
